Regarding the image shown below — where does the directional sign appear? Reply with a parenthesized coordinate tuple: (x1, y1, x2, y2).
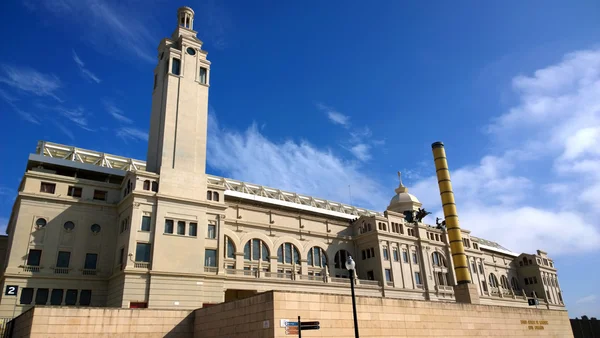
(301, 321, 320, 327)
(286, 321, 299, 327)
(4, 285, 18, 296)
(285, 326, 299, 335)
(301, 325, 320, 330)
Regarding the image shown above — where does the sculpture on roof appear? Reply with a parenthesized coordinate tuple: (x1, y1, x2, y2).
(413, 208, 431, 223)
(436, 217, 446, 230)
(397, 171, 404, 186)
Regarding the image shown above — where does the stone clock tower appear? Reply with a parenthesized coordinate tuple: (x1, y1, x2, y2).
(146, 6, 211, 201)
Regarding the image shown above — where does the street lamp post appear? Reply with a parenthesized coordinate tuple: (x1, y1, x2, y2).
(345, 255, 360, 338)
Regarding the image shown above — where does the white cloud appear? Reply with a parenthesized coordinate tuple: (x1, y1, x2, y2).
(0, 65, 62, 102)
(31, 0, 157, 63)
(317, 103, 349, 126)
(206, 113, 386, 210)
(117, 127, 148, 142)
(72, 50, 101, 83)
(349, 144, 371, 162)
(576, 294, 597, 304)
(105, 102, 133, 124)
(409, 48, 600, 255)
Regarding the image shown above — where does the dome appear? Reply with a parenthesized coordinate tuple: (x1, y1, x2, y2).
(389, 191, 420, 205)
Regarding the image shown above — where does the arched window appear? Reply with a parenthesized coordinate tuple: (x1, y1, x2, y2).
(224, 236, 236, 259)
(151, 181, 158, 192)
(431, 252, 445, 267)
(35, 218, 47, 228)
(244, 239, 269, 262)
(522, 257, 528, 266)
(437, 272, 446, 285)
(488, 273, 499, 288)
(277, 242, 300, 265)
(143, 180, 150, 190)
(500, 275, 510, 289)
(334, 250, 350, 269)
(511, 277, 519, 290)
(207, 191, 212, 200)
(213, 192, 219, 202)
(307, 247, 327, 267)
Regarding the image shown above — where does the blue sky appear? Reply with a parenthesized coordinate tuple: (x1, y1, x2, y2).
(1, 0, 599, 317)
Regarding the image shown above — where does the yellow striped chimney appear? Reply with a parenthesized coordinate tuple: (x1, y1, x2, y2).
(431, 141, 472, 284)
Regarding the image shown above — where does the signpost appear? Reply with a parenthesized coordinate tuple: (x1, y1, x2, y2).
(5, 285, 18, 318)
(284, 317, 320, 336)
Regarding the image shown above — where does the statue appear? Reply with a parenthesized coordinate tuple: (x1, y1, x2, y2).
(397, 171, 403, 186)
(436, 217, 446, 229)
(413, 208, 431, 223)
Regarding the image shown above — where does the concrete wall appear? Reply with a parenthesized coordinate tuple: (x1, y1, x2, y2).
(10, 307, 194, 338)
(193, 291, 573, 338)
(194, 292, 274, 338)
(271, 291, 572, 337)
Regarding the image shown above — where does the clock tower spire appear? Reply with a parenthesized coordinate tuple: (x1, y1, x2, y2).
(146, 6, 211, 200)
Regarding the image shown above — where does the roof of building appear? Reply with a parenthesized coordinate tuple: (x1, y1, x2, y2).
(33, 140, 521, 257)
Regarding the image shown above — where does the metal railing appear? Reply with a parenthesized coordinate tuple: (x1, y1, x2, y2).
(436, 285, 453, 292)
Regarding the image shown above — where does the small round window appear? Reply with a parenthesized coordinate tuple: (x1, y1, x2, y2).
(186, 47, 196, 55)
(35, 218, 47, 228)
(63, 221, 75, 231)
(91, 224, 101, 233)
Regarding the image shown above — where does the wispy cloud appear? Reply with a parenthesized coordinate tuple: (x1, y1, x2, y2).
(104, 101, 133, 124)
(576, 294, 597, 304)
(54, 122, 75, 140)
(410, 48, 600, 255)
(29, 0, 157, 63)
(207, 113, 386, 210)
(349, 144, 371, 162)
(72, 50, 101, 83)
(0, 65, 62, 102)
(35, 103, 93, 131)
(117, 127, 148, 142)
(0, 88, 40, 124)
(318, 103, 350, 127)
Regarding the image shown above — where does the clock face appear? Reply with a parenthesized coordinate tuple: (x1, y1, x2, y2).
(186, 47, 196, 55)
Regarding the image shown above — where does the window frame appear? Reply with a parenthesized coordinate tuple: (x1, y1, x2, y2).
(67, 186, 82, 198)
(40, 182, 56, 194)
(27, 249, 42, 266)
(135, 243, 152, 263)
(141, 216, 151, 232)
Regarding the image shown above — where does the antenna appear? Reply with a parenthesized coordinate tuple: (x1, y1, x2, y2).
(348, 185, 353, 205)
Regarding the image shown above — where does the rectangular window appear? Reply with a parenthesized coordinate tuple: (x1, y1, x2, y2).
(164, 219, 174, 234)
(370, 248, 375, 257)
(383, 247, 389, 260)
(367, 270, 374, 280)
(119, 248, 125, 270)
(56, 251, 71, 268)
(65, 290, 78, 306)
(524, 278, 529, 285)
(80, 290, 92, 306)
(471, 262, 476, 273)
(84, 253, 98, 270)
(177, 221, 185, 235)
(205, 249, 217, 267)
(199, 67, 207, 84)
(189, 222, 197, 237)
(135, 243, 151, 262)
(141, 216, 151, 231)
(482, 281, 488, 292)
(366, 249, 371, 259)
(478, 263, 483, 274)
(40, 182, 56, 194)
(50, 289, 63, 305)
(207, 224, 216, 239)
(27, 249, 42, 266)
(393, 248, 399, 262)
(172, 58, 181, 75)
(533, 277, 538, 284)
(414, 272, 421, 285)
(361, 250, 366, 260)
(93, 190, 107, 201)
(385, 269, 392, 282)
(35, 288, 49, 305)
(402, 251, 408, 263)
(67, 186, 82, 197)
(20, 288, 34, 305)
(412, 252, 418, 264)
(542, 258, 548, 266)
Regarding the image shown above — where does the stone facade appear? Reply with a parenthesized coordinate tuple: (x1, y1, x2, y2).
(0, 5, 564, 320)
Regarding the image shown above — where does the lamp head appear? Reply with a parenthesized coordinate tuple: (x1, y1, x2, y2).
(345, 255, 355, 271)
